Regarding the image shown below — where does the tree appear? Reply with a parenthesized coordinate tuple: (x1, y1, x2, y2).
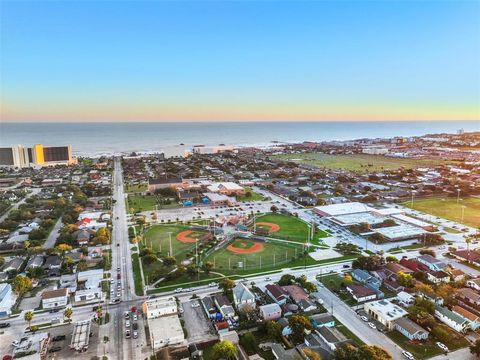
(397, 272, 413, 287)
(0, 256, 4, 267)
(352, 255, 384, 271)
(213, 340, 237, 359)
(64, 307, 73, 322)
(343, 274, 353, 284)
(56, 243, 73, 253)
(77, 260, 88, 271)
(264, 320, 282, 341)
(24, 310, 34, 330)
(239, 332, 257, 354)
(162, 256, 177, 267)
(335, 343, 393, 360)
(385, 256, 397, 263)
(419, 249, 436, 257)
(28, 266, 44, 279)
(219, 278, 236, 294)
(270, 205, 278, 213)
(288, 315, 313, 343)
(431, 325, 451, 344)
(303, 281, 317, 293)
(186, 264, 198, 277)
(13, 275, 33, 296)
(278, 274, 295, 286)
(370, 233, 385, 244)
(202, 261, 214, 274)
(470, 339, 480, 358)
(303, 348, 321, 360)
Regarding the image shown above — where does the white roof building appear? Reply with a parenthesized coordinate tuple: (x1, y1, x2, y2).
(314, 202, 374, 217)
(142, 296, 178, 319)
(148, 315, 186, 349)
(364, 299, 408, 330)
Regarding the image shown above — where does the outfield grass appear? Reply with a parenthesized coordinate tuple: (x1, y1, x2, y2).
(272, 153, 457, 172)
(203, 239, 305, 273)
(254, 213, 327, 243)
(403, 196, 480, 228)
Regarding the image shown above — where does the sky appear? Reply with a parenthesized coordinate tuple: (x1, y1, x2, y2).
(0, 0, 479, 122)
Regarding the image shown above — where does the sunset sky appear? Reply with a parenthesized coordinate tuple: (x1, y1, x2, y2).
(1, 1, 479, 122)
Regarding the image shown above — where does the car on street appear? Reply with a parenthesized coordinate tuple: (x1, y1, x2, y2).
(436, 342, 449, 352)
(208, 282, 217, 287)
(52, 335, 66, 342)
(133, 330, 138, 339)
(132, 313, 137, 321)
(174, 288, 182, 293)
(124, 312, 130, 319)
(360, 316, 368, 322)
(126, 320, 130, 327)
(117, 291, 121, 297)
(265, 277, 272, 281)
(0, 322, 10, 328)
(11, 340, 20, 347)
(125, 330, 131, 338)
(402, 351, 415, 360)
(132, 323, 138, 330)
(117, 267, 121, 272)
(368, 322, 376, 329)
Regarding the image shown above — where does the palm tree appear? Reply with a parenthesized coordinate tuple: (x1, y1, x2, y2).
(64, 307, 73, 323)
(24, 310, 34, 330)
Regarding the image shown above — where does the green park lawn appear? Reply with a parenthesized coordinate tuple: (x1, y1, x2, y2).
(272, 153, 457, 172)
(254, 213, 329, 243)
(127, 194, 158, 213)
(403, 196, 480, 228)
(237, 187, 266, 202)
(125, 183, 147, 193)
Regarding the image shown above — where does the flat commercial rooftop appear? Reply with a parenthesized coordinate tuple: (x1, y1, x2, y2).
(392, 214, 434, 228)
(374, 224, 426, 241)
(332, 212, 386, 226)
(314, 202, 374, 216)
(148, 315, 185, 346)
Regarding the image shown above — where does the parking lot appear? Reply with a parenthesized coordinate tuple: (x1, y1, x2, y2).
(43, 322, 100, 359)
(181, 299, 216, 344)
(146, 200, 277, 223)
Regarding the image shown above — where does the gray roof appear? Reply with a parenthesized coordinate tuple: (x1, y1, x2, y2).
(436, 306, 469, 325)
(317, 326, 348, 344)
(310, 313, 335, 325)
(394, 317, 429, 335)
(233, 282, 255, 303)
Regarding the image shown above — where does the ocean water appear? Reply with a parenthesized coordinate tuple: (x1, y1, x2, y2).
(0, 121, 478, 156)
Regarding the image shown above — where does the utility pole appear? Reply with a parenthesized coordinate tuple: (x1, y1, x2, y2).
(461, 205, 466, 224)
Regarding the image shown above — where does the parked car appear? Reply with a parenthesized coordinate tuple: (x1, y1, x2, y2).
(360, 316, 368, 322)
(133, 331, 138, 339)
(126, 320, 130, 327)
(124, 312, 130, 319)
(132, 323, 138, 330)
(436, 342, 449, 352)
(0, 323, 10, 328)
(52, 335, 66, 342)
(368, 322, 376, 329)
(125, 330, 131, 338)
(174, 288, 182, 293)
(49, 346, 62, 353)
(132, 313, 137, 321)
(402, 351, 415, 360)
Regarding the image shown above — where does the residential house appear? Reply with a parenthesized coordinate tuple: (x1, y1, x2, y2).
(259, 303, 282, 321)
(310, 313, 335, 328)
(201, 296, 217, 319)
(43, 255, 62, 276)
(394, 317, 429, 340)
(466, 279, 480, 292)
(452, 305, 480, 331)
(277, 317, 292, 337)
(26, 255, 44, 269)
(41, 288, 69, 309)
(0, 283, 15, 317)
(213, 294, 236, 319)
(315, 327, 349, 351)
(271, 343, 302, 360)
(74, 288, 102, 304)
(282, 285, 317, 311)
(351, 269, 381, 290)
(450, 250, 480, 264)
(435, 306, 470, 333)
(396, 291, 415, 306)
(232, 282, 256, 310)
(456, 288, 480, 307)
(1, 257, 24, 273)
(427, 271, 450, 284)
(77, 269, 103, 289)
(265, 284, 289, 305)
(346, 284, 377, 303)
(59, 274, 77, 293)
(384, 262, 413, 277)
(417, 255, 448, 272)
(448, 268, 466, 282)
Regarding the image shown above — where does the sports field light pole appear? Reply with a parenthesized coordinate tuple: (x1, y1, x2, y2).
(461, 205, 466, 224)
(457, 188, 461, 204)
(410, 190, 416, 207)
(195, 238, 200, 281)
(167, 232, 173, 257)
